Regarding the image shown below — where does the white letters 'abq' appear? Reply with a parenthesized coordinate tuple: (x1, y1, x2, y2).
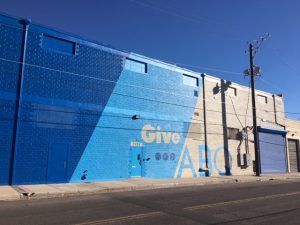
(141, 124, 180, 144)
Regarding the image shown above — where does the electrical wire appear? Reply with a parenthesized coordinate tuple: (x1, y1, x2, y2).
(0, 73, 290, 125)
(0, 58, 258, 116)
(163, 60, 244, 76)
(0, 17, 290, 103)
(0, 21, 286, 111)
(0, 14, 294, 157)
(0, 116, 223, 138)
(259, 77, 283, 94)
(0, 58, 287, 120)
(227, 93, 244, 129)
(2, 116, 287, 142)
(0, 22, 295, 121)
(128, 0, 244, 40)
(0, 57, 240, 105)
(271, 47, 300, 75)
(0, 21, 244, 77)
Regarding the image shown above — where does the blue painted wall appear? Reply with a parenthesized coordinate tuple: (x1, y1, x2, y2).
(0, 14, 202, 185)
(0, 14, 24, 185)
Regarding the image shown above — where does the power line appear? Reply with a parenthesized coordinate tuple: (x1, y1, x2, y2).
(259, 77, 283, 94)
(0, 115, 288, 148)
(0, 23, 293, 120)
(0, 57, 287, 119)
(0, 109, 250, 131)
(271, 47, 300, 75)
(128, 0, 244, 40)
(246, 34, 271, 177)
(0, 57, 240, 105)
(0, 19, 288, 101)
(0, 68, 290, 123)
(227, 93, 244, 129)
(0, 21, 285, 105)
(163, 60, 244, 76)
(267, 110, 300, 115)
(0, 20, 125, 55)
(0, 116, 225, 137)
(0, 20, 246, 77)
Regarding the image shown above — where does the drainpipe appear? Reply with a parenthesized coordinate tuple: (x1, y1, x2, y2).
(201, 73, 209, 176)
(272, 94, 278, 125)
(272, 94, 285, 128)
(272, 94, 288, 172)
(9, 19, 31, 185)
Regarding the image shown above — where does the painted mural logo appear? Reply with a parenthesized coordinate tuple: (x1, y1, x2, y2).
(141, 124, 180, 144)
(140, 124, 232, 177)
(175, 144, 232, 177)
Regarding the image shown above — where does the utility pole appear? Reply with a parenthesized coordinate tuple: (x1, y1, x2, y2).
(244, 33, 270, 177)
(249, 43, 260, 177)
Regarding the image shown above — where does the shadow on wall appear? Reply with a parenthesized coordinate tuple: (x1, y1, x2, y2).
(213, 80, 232, 175)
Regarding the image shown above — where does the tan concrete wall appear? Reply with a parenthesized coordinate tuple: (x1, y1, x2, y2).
(285, 118, 300, 172)
(175, 73, 286, 178)
(286, 118, 300, 140)
(202, 75, 285, 176)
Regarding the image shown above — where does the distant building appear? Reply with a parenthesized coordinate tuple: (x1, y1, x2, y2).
(0, 13, 294, 185)
(285, 118, 300, 173)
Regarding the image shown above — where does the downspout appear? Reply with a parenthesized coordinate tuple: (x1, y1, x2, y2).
(272, 94, 278, 125)
(201, 73, 209, 176)
(272, 94, 288, 172)
(9, 19, 30, 185)
(272, 94, 286, 128)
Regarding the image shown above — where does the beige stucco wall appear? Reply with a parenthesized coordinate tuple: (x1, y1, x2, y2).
(286, 118, 300, 140)
(174, 72, 286, 178)
(285, 118, 300, 172)
(202, 75, 285, 176)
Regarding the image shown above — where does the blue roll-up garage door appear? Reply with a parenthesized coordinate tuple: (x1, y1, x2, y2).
(259, 127, 287, 174)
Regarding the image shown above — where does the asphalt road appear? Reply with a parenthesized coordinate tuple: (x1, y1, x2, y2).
(1, 180, 300, 225)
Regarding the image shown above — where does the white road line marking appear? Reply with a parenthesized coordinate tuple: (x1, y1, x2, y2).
(75, 211, 164, 225)
(184, 191, 300, 211)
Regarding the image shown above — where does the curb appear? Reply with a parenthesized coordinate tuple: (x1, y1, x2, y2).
(13, 179, 263, 200)
(1, 176, 300, 201)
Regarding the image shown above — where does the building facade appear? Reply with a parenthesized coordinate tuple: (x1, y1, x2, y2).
(0, 13, 290, 185)
(286, 118, 300, 173)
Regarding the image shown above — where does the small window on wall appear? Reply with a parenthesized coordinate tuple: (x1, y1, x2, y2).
(124, 58, 147, 74)
(183, 74, 199, 87)
(258, 95, 268, 104)
(42, 35, 76, 55)
(227, 127, 240, 140)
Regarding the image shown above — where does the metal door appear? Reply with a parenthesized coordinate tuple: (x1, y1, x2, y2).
(259, 131, 287, 174)
(47, 143, 69, 183)
(288, 139, 299, 172)
(130, 148, 142, 177)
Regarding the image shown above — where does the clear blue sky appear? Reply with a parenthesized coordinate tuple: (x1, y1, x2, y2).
(1, 0, 299, 119)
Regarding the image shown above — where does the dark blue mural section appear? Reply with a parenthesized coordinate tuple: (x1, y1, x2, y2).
(0, 14, 127, 184)
(0, 15, 24, 185)
(12, 27, 126, 184)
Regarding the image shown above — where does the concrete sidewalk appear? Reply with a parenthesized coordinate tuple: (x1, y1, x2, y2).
(1, 174, 300, 201)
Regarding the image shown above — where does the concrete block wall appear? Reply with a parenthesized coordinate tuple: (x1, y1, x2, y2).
(0, 15, 24, 185)
(0, 13, 288, 185)
(286, 119, 300, 140)
(202, 76, 285, 176)
(285, 118, 300, 172)
(0, 13, 205, 184)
